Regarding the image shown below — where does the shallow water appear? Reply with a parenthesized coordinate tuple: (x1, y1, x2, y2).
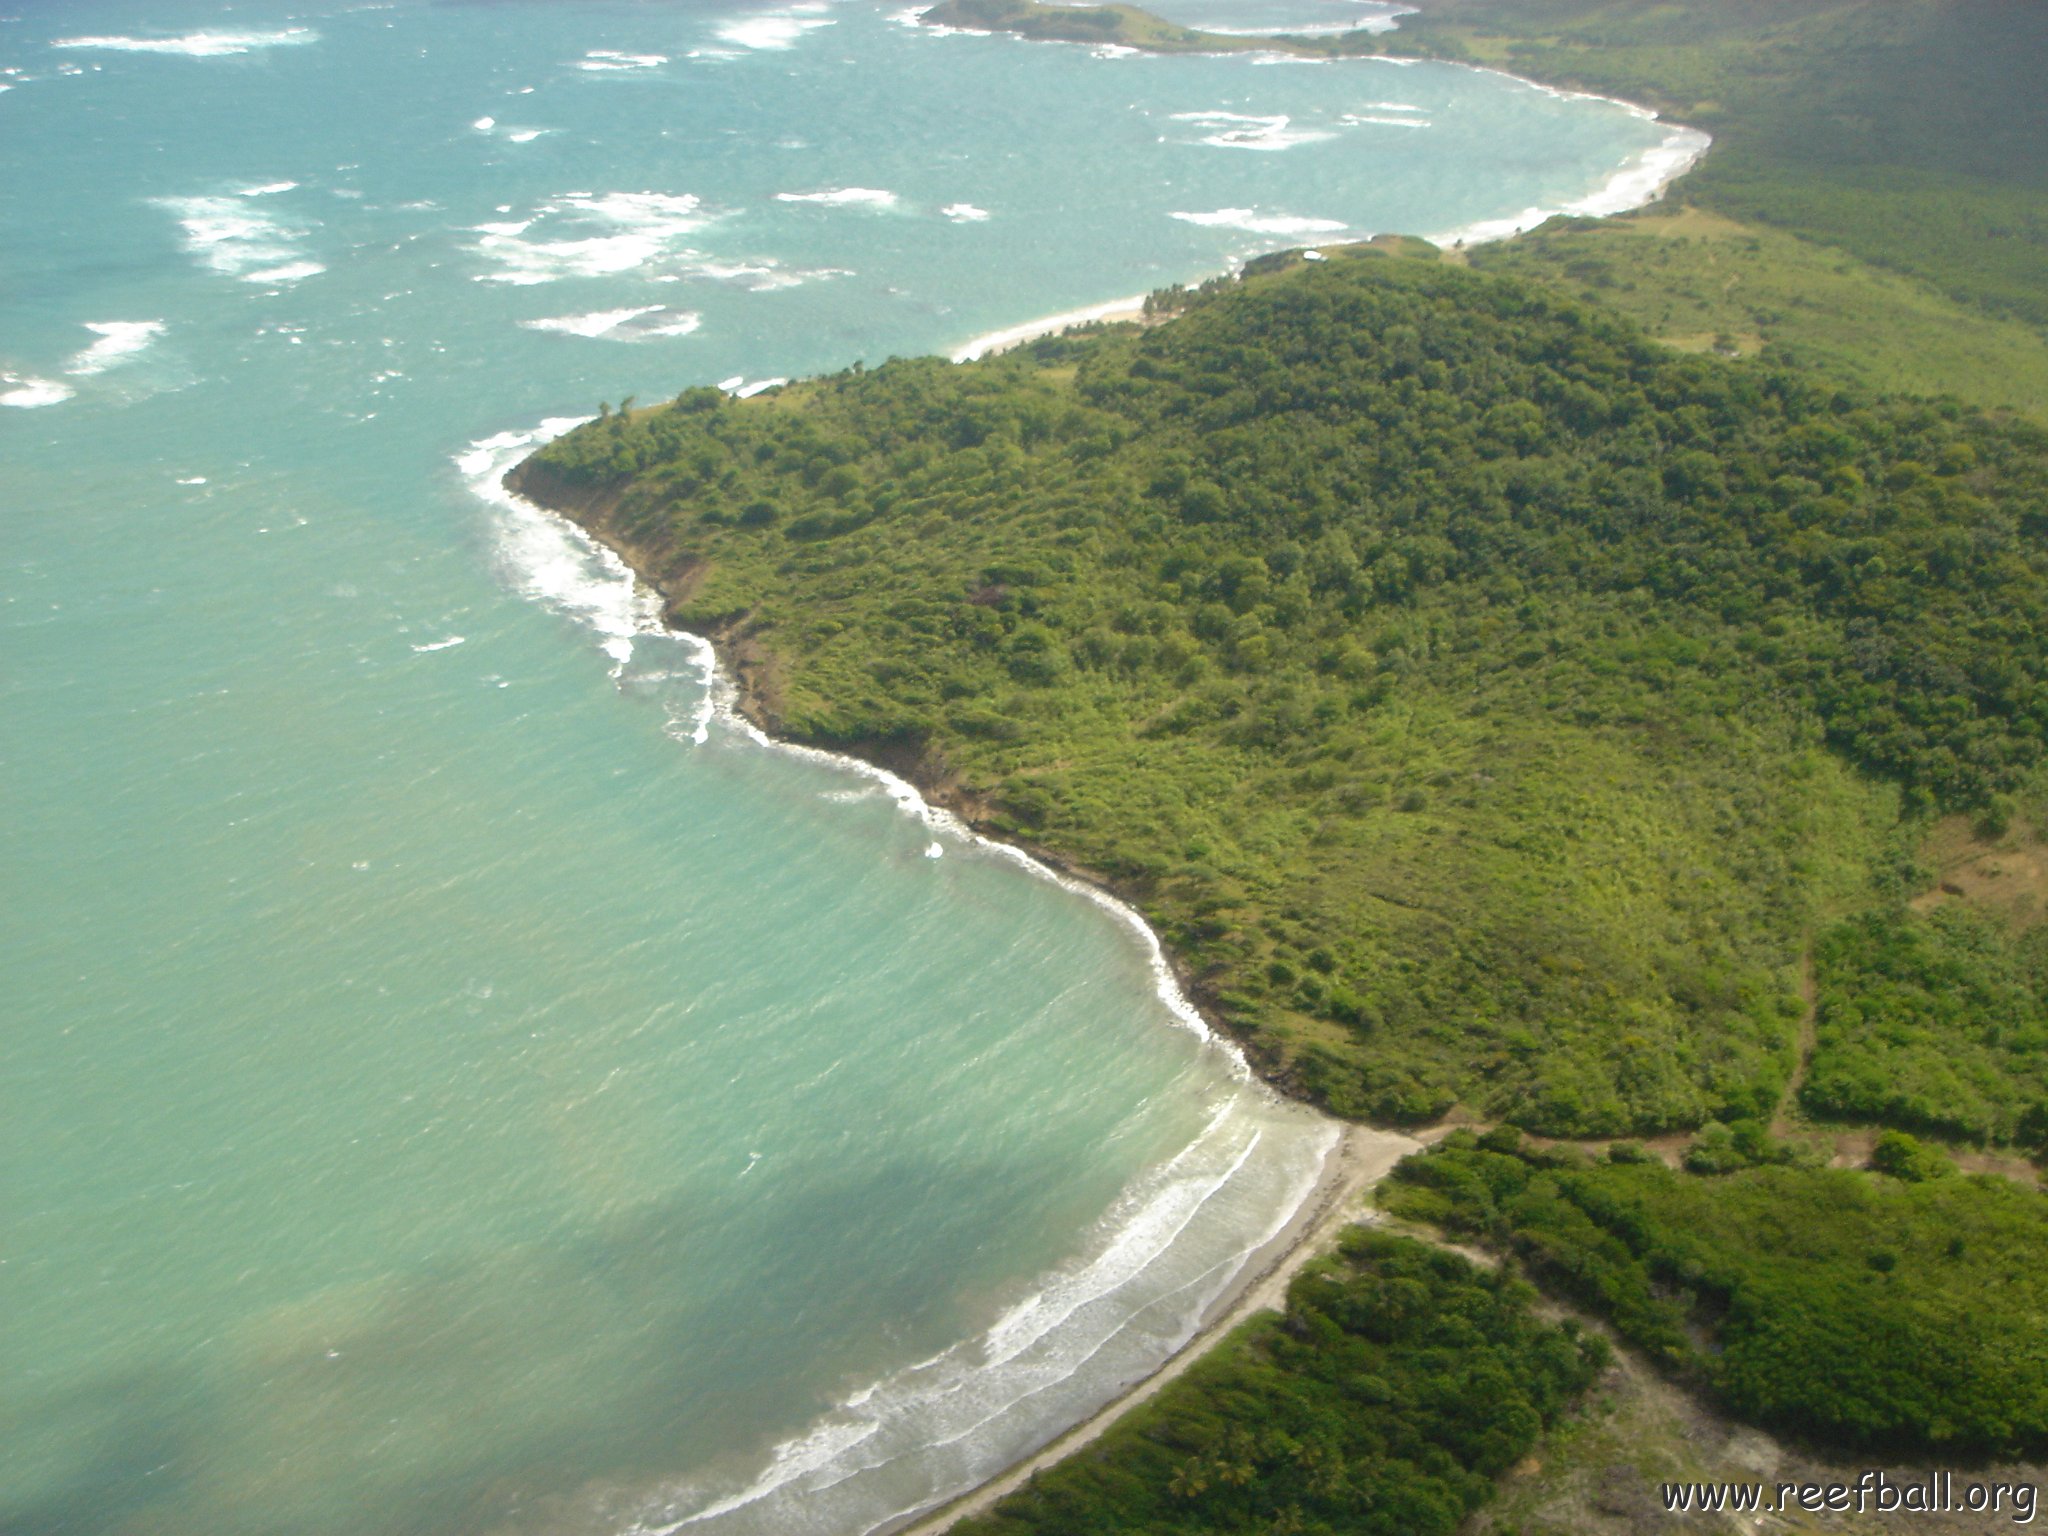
(2, 4, 1682, 1532)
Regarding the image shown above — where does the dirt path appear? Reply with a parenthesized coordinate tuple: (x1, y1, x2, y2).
(892, 1122, 1419, 1535)
(1769, 939, 1818, 1141)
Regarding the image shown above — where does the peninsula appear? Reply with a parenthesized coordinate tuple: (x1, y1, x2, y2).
(512, 0, 2048, 1527)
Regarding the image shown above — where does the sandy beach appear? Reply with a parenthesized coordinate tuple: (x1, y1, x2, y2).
(892, 1121, 1420, 1535)
(950, 294, 1152, 363)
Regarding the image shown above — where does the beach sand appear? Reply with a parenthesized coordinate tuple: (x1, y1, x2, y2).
(949, 294, 1151, 363)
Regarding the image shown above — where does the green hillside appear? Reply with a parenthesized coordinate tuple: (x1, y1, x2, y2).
(518, 251, 2048, 1138)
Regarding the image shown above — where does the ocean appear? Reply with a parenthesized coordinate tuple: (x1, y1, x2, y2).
(0, 3, 1695, 1532)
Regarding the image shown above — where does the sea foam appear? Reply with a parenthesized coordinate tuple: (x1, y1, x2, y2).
(1169, 110, 1333, 151)
(521, 306, 703, 341)
(713, 5, 836, 51)
(1, 372, 75, 409)
(52, 28, 318, 57)
(471, 191, 715, 284)
(66, 320, 167, 376)
(773, 186, 899, 209)
(578, 49, 670, 72)
(153, 192, 323, 284)
(1171, 207, 1348, 236)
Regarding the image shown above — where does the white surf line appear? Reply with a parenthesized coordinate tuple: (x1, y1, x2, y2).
(464, 415, 1248, 1067)
(463, 421, 1413, 1536)
(893, 1124, 1419, 1536)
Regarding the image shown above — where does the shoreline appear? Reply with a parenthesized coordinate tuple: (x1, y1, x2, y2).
(493, 45, 1717, 1529)
(888, 1121, 1421, 1535)
(949, 294, 1151, 363)
(937, 81, 1706, 361)
(479, 433, 1387, 1532)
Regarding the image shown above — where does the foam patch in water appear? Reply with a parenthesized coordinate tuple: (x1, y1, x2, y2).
(52, 28, 319, 56)
(1170, 206, 1348, 236)
(65, 321, 166, 376)
(153, 192, 322, 284)
(714, 6, 837, 51)
(1, 372, 75, 408)
(1169, 109, 1333, 149)
(470, 190, 716, 284)
(578, 50, 670, 72)
(773, 186, 899, 209)
(521, 306, 703, 341)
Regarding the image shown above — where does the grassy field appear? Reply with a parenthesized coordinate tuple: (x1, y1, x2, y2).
(1350, 0, 2048, 330)
(1470, 206, 2048, 422)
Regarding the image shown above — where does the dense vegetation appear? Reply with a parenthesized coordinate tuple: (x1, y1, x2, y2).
(518, 9, 2048, 1501)
(521, 251, 2048, 1137)
(949, 1231, 1605, 1536)
(1804, 904, 2048, 1149)
(1382, 1132, 2048, 1456)
(1352, 0, 2048, 333)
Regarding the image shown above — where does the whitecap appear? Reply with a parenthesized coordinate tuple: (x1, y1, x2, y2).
(671, 255, 847, 291)
(1170, 207, 1348, 236)
(243, 260, 326, 285)
(714, 6, 836, 50)
(474, 116, 555, 144)
(578, 49, 670, 71)
(237, 179, 299, 197)
(522, 306, 703, 341)
(471, 190, 714, 284)
(773, 186, 898, 208)
(153, 192, 321, 283)
(0, 372, 74, 408)
(411, 636, 466, 653)
(1168, 110, 1333, 150)
(1339, 111, 1429, 128)
(64, 320, 166, 376)
(940, 202, 990, 222)
(522, 305, 663, 338)
(52, 28, 318, 57)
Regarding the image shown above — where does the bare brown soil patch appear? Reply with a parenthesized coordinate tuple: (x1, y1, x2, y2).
(1911, 815, 2048, 930)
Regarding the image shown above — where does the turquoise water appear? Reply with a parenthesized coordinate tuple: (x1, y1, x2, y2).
(1, 5, 1683, 1533)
